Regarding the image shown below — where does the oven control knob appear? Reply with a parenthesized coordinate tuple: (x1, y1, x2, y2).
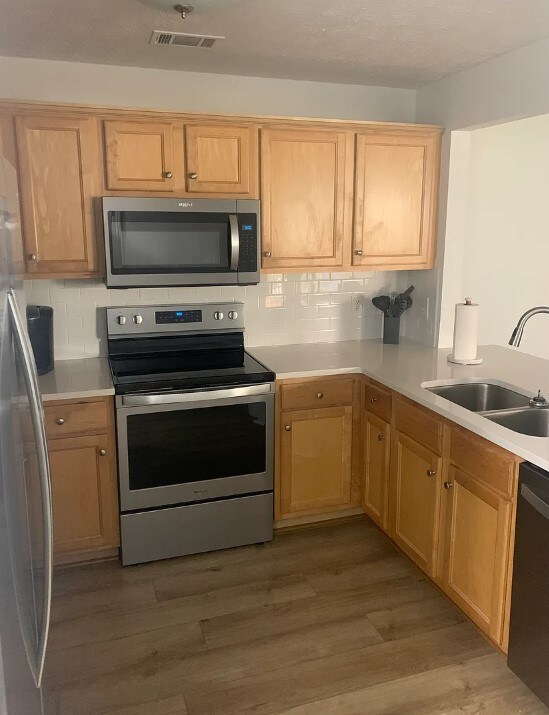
(116, 315, 127, 325)
(213, 311, 224, 321)
(228, 311, 238, 320)
(133, 314, 143, 325)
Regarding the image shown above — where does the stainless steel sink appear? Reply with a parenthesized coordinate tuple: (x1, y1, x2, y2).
(425, 383, 531, 412)
(484, 408, 549, 437)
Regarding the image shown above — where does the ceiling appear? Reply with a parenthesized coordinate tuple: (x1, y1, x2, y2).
(1, 0, 549, 89)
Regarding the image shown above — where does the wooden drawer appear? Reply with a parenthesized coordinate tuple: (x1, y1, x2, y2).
(44, 398, 109, 439)
(449, 427, 517, 498)
(281, 377, 354, 411)
(364, 381, 392, 421)
(394, 397, 444, 455)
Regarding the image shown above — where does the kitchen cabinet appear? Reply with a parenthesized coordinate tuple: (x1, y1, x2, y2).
(362, 412, 390, 531)
(15, 114, 101, 277)
(44, 397, 119, 564)
(103, 119, 181, 191)
(353, 131, 440, 270)
(260, 128, 352, 270)
(185, 123, 258, 196)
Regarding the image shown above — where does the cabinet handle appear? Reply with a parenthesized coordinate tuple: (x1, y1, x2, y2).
(163, 171, 173, 178)
(188, 172, 198, 179)
(285, 425, 291, 432)
(55, 418, 65, 425)
(377, 434, 386, 441)
(317, 392, 324, 399)
(443, 481, 453, 490)
(427, 469, 436, 477)
(370, 396, 378, 403)
(28, 254, 37, 262)
(99, 449, 107, 457)
(354, 249, 363, 256)
(263, 251, 272, 258)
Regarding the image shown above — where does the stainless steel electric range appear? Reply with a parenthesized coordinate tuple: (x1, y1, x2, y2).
(106, 302, 275, 566)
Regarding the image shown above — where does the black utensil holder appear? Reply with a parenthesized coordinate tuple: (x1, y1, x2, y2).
(383, 316, 400, 344)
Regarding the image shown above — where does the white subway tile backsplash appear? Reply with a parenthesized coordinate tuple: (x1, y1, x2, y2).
(25, 270, 399, 359)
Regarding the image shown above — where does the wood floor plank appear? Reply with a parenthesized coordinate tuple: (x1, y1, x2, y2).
(104, 693, 188, 715)
(366, 596, 466, 642)
(50, 580, 157, 624)
(276, 653, 547, 715)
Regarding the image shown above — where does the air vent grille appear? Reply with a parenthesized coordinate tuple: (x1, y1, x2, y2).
(150, 30, 224, 48)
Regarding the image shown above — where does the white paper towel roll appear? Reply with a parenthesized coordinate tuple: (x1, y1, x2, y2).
(449, 298, 483, 365)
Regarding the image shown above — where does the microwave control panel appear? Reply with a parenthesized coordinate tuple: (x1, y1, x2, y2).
(238, 214, 258, 273)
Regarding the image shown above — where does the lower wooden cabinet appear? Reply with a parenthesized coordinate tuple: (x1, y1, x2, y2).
(45, 397, 119, 564)
(362, 412, 390, 530)
(389, 432, 442, 577)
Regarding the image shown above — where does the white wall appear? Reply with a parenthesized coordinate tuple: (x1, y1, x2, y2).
(409, 35, 549, 348)
(0, 56, 416, 122)
(462, 115, 549, 360)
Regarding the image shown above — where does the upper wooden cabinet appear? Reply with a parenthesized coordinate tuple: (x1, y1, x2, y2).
(261, 128, 351, 270)
(15, 114, 101, 277)
(104, 119, 180, 191)
(352, 131, 440, 270)
(184, 123, 258, 196)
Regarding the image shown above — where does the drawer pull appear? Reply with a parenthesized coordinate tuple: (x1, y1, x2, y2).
(370, 396, 378, 403)
(354, 249, 363, 256)
(263, 251, 272, 258)
(317, 392, 324, 399)
(444, 481, 453, 490)
(377, 434, 386, 442)
(285, 425, 291, 432)
(188, 172, 198, 179)
(56, 418, 65, 425)
(427, 469, 436, 478)
(28, 253, 37, 262)
(163, 171, 173, 178)
(99, 449, 107, 457)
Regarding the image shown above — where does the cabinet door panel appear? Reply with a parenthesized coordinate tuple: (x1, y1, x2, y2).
(185, 124, 257, 195)
(390, 432, 442, 576)
(443, 466, 512, 645)
(353, 132, 440, 270)
(363, 413, 390, 530)
(261, 128, 349, 269)
(16, 115, 100, 276)
(104, 120, 176, 191)
(48, 434, 119, 560)
(280, 406, 352, 516)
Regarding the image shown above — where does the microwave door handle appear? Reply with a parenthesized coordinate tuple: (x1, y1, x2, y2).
(229, 214, 239, 271)
(7, 290, 53, 688)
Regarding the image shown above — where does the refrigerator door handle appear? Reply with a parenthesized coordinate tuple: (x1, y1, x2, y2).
(7, 290, 53, 688)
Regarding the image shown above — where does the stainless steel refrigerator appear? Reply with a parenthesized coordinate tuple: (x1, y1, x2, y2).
(0, 127, 53, 712)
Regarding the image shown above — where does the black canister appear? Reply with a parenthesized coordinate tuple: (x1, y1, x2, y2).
(26, 305, 54, 375)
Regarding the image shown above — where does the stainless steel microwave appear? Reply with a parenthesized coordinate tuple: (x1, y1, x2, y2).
(102, 197, 260, 288)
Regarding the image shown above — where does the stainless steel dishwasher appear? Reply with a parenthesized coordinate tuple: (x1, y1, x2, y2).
(507, 462, 549, 706)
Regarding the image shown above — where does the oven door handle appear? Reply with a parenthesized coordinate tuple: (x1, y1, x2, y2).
(229, 214, 239, 271)
(119, 383, 273, 407)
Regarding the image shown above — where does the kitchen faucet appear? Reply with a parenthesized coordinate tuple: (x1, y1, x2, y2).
(509, 306, 549, 347)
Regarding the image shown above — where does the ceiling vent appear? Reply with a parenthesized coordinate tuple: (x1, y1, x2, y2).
(150, 30, 224, 48)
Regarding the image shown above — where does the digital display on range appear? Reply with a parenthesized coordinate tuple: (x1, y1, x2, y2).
(155, 309, 202, 324)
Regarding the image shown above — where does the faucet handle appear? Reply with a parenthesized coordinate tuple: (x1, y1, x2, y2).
(530, 390, 549, 408)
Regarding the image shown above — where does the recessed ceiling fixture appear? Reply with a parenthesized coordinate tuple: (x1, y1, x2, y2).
(150, 29, 225, 47)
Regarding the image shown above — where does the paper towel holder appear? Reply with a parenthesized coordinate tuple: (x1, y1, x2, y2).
(447, 298, 484, 365)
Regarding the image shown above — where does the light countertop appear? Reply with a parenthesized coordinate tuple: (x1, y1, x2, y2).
(38, 357, 115, 402)
(250, 338, 549, 472)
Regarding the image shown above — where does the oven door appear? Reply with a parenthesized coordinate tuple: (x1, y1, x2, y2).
(116, 384, 274, 512)
(103, 197, 241, 287)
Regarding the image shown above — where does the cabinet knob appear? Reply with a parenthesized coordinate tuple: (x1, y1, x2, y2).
(55, 418, 65, 425)
(443, 481, 453, 490)
(28, 254, 37, 262)
(427, 469, 436, 477)
(317, 392, 324, 399)
(285, 425, 291, 431)
(370, 396, 378, 403)
(263, 251, 272, 258)
(354, 249, 363, 256)
(99, 449, 107, 457)
(163, 171, 173, 178)
(188, 172, 198, 179)
(377, 434, 386, 441)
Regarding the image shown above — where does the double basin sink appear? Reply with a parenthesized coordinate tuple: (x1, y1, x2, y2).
(423, 381, 549, 437)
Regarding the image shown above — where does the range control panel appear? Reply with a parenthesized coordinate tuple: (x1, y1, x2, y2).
(106, 302, 245, 337)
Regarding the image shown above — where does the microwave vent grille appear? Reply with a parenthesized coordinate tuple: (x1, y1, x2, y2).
(150, 30, 224, 48)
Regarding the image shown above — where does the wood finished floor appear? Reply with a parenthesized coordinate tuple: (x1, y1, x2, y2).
(44, 519, 547, 715)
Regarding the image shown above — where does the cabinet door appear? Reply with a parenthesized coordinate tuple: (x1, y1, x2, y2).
(104, 120, 177, 191)
(390, 432, 442, 576)
(48, 433, 119, 561)
(353, 132, 440, 270)
(280, 406, 353, 517)
(363, 413, 390, 531)
(442, 466, 512, 645)
(15, 114, 101, 277)
(261, 128, 350, 270)
(185, 124, 257, 196)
